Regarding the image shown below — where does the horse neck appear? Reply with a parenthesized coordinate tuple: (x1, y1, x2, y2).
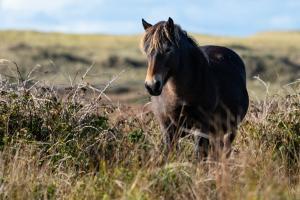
(168, 44, 209, 95)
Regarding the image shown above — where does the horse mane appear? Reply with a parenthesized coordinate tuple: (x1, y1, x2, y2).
(141, 21, 199, 54)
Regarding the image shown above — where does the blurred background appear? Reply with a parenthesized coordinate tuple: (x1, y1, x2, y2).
(0, 0, 300, 103)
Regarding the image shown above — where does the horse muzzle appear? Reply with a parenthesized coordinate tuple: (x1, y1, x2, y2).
(145, 79, 162, 96)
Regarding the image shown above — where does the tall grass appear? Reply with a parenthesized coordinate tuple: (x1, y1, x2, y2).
(0, 72, 299, 199)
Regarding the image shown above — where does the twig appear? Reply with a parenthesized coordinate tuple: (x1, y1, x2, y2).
(95, 69, 125, 102)
(78, 70, 125, 123)
(253, 75, 269, 95)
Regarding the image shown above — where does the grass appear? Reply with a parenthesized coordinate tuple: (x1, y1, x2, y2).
(0, 72, 299, 199)
(0, 30, 300, 199)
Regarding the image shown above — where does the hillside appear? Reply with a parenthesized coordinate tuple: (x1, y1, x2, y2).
(1, 31, 300, 103)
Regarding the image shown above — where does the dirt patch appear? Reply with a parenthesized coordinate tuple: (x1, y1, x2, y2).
(102, 55, 146, 68)
(32, 48, 91, 64)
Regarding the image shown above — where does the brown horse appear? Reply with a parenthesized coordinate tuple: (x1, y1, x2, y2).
(140, 17, 249, 160)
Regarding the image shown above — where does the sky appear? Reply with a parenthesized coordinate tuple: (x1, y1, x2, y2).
(0, 0, 299, 36)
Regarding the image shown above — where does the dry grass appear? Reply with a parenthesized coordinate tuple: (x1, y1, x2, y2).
(0, 67, 299, 200)
(0, 30, 300, 199)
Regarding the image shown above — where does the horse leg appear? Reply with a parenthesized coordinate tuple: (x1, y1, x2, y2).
(223, 128, 237, 157)
(194, 133, 210, 161)
(162, 123, 177, 149)
(159, 119, 178, 156)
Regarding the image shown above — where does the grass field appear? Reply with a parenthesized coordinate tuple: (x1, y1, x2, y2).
(0, 78, 299, 199)
(0, 30, 300, 199)
(1, 31, 300, 102)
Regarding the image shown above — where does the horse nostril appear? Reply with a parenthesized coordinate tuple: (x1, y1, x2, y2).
(154, 81, 161, 91)
(145, 83, 152, 92)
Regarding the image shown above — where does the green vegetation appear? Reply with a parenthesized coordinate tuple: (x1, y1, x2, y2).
(0, 74, 299, 199)
(0, 31, 300, 199)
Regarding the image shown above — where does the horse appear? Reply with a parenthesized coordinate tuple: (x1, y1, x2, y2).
(140, 17, 249, 160)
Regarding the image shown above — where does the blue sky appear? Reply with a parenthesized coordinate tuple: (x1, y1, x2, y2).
(0, 0, 299, 36)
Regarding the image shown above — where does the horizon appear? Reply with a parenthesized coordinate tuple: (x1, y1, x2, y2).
(0, 0, 300, 36)
(0, 28, 299, 38)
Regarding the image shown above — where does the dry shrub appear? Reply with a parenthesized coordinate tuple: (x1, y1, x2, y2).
(0, 74, 299, 199)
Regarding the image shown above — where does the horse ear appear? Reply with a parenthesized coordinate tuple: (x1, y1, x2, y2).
(166, 17, 174, 34)
(142, 19, 152, 30)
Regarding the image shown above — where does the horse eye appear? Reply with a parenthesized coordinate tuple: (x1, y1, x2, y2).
(165, 48, 172, 53)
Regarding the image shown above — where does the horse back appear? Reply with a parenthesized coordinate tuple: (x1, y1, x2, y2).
(200, 45, 246, 84)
